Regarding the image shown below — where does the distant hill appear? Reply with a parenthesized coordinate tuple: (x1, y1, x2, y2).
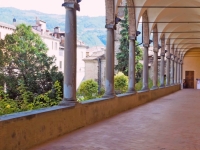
(0, 7, 143, 47)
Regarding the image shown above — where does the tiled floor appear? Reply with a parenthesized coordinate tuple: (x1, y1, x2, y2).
(31, 89, 200, 150)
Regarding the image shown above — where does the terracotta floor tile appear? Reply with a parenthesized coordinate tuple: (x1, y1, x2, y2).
(31, 89, 200, 150)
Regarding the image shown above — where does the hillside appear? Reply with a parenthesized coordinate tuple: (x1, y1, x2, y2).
(0, 7, 142, 47)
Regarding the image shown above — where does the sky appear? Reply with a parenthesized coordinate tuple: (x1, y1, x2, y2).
(0, 0, 105, 16)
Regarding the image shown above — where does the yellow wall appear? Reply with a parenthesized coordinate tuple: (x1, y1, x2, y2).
(183, 48, 200, 89)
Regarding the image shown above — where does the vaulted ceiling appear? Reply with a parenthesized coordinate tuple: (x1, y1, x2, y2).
(115, 0, 200, 55)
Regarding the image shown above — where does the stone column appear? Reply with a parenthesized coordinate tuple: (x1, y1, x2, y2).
(170, 46, 174, 85)
(103, 24, 115, 98)
(180, 61, 183, 84)
(141, 45, 149, 91)
(141, 10, 149, 91)
(166, 40, 171, 86)
(127, 37, 136, 93)
(152, 25, 158, 90)
(174, 56, 177, 84)
(177, 58, 180, 84)
(160, 35, 165, 87)
(59, 2, 79, 106)
(127, 0, 136, 93)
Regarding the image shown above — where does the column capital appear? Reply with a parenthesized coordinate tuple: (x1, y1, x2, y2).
(161, 52, 165, 56)
(129, 36, 136, 40)
(166, 55, 171, 59)
(153, 48, 158, 53)
(105, 24, 116, 30)
(143, 44, 149, 48)
(62, 2, 80, 11)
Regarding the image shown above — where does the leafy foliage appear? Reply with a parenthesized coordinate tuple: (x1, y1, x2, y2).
(0, 81, 62, 116)
(0, 24, 63, 99)
(135, 78, 155, 91)
(115, 5, 143, 82)
(114, 72, 128, 94)
(77, 80, 99, 101)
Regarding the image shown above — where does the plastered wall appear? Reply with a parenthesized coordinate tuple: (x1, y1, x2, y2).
(183, 48, 200, 89)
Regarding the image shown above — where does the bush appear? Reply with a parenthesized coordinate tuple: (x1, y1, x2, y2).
(0, 81, 62, 116)
(135, 78, 154, 91)
(77, 80, 98, 101)
(114, 72, 128, 94)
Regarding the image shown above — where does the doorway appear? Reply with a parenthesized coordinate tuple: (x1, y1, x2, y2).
(185, 71, 194, 89)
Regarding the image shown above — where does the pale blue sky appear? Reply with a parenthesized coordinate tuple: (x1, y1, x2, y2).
(0, 0, 105, 16)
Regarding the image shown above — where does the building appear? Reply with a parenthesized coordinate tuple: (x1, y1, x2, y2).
(83, 47, 106, 88)
(50, 26, 89, 88)
(0, 21, 16, 40)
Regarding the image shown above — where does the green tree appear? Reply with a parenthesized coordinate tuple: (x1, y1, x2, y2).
(0, 24, 63, 99)
(115, 5, 143, 82)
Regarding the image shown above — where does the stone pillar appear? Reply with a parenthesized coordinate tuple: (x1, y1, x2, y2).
(59, 2, 79, 106)
(180, 61, 183, 84)
(141, 10, 149, 91)
(170, 46, 174, 85)
(174, 56, 177, 84)
(166, 40, 170, 86)
(127, 0, 136, 94)
(127, 37, 136, 93)
(103, 25, 115, 98)
(141, 45, 149, 91)
(160, 35, 165, 88)
(177, 58, 180, 84)
(152, 25, 158, 89)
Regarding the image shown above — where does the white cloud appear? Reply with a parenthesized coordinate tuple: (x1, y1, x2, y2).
(0, 0, 105, 16)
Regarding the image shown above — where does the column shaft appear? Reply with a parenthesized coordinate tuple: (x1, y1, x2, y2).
(177, 61, 180, 84)
(166, 56, 170, 86)
(174, 59, 177, 84)
(127, 38, 136, 93)
(160, 54, 165, 87)
(170, 58, 174, 85)
(180, 63, 183, 84)
(152, 51, 158, 89)
(141, 46, 149, 91)
(60, 3, 77, 106)
(103, 27, 115, 97)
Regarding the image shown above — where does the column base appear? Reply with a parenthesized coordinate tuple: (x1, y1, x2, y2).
(102, 93, 115, 99)
(151, 86, 159, 90)
(159, 85, 165, 88)
(126, 89, 136, 94)
(59, 98, 77, 106)
(165, 84, 171, 87)
(140, 87, 149, 92)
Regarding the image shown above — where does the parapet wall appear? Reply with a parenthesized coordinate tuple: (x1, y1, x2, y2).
(0, 85, 180, 150)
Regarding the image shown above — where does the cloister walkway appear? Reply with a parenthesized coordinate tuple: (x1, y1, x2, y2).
(31, 89, 200, 150)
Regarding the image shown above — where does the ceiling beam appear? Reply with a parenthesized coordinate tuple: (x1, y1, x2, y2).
(118, 6, 200, 8)
(151, 31, 200, 33)
(140, 21, 200, 23)
(166, 43, 200, 45)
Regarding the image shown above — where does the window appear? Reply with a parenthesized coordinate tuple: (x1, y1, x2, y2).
(54, 42, 57, 50)
(59, 61, 62, 69)
(86, 52, 89, 57)
(81, 52, 83, 58)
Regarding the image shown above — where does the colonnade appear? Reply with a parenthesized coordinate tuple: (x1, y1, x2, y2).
(59, 0, 183, 106)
